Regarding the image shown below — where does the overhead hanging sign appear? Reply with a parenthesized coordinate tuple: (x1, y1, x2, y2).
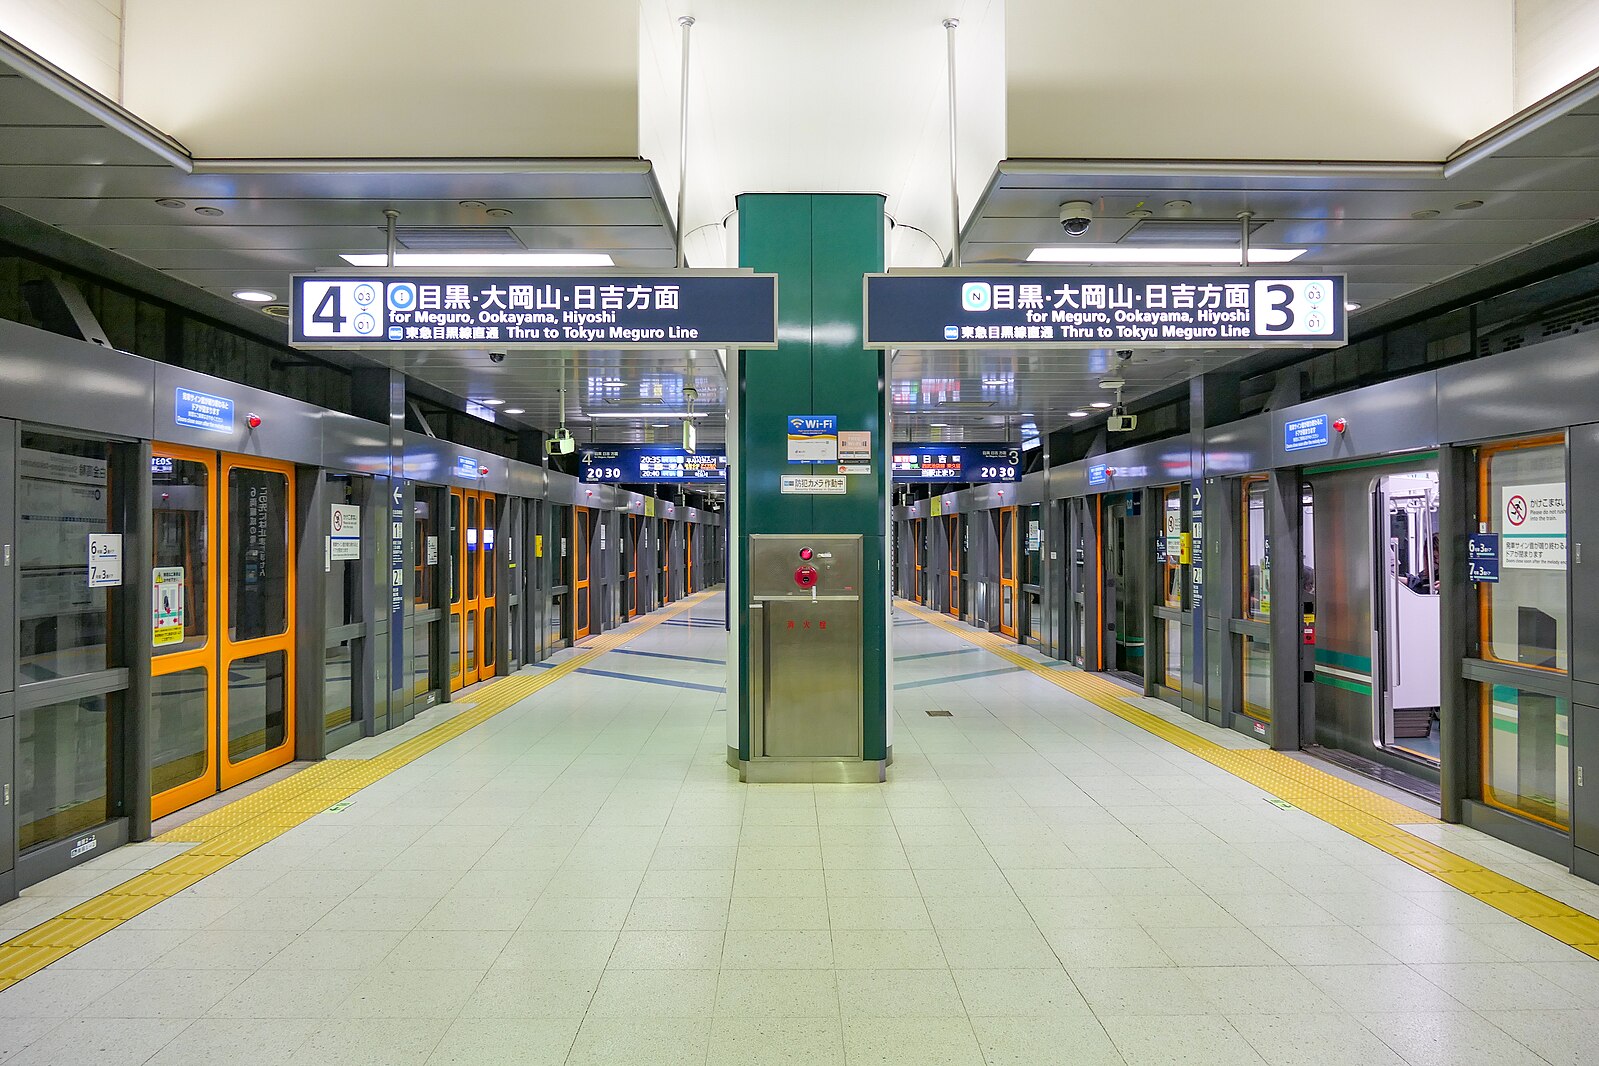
(1501, 483, 1566, 570)
(580, 445, 727, 483)
(864, 271, 1346, 348)
(289, 272, 778, 350)
(892, 443, 1021, 482)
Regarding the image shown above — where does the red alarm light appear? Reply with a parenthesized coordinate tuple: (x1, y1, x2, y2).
(1332, 418, 1347, 434)
(246, 413, 262, 429)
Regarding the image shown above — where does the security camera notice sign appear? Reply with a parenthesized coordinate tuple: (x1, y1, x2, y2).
(864, 271, 1346, 349)
(289, 272, 778, 350)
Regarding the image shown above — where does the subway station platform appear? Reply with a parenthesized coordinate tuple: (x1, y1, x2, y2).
(2, 590, 1597, 1066)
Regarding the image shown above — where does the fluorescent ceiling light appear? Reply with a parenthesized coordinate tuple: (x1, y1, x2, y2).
(232, 289, 276, 302)
(1026, 246, 1306, 264)
(929, 422, 949, 427)
(339, 252, 614, 267)
(589, 410, 709, 419)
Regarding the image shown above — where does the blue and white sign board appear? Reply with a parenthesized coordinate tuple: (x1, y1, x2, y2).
(87, 533, 122, 588)
(455, 456, 481, 480)
(1501, 483, 1566, 570)
(892, 443, 1022, 483)
(1467, 532, 1500, 582)
(1284, 414, 1331, 453)
(174, 388, 234, 433)
(290, 272, 779, 350)
(1087, 464, 1109, 486)
(788, 415, 838, 463)
(581, 445, 727, 483)
(864, 272, 1345, 348)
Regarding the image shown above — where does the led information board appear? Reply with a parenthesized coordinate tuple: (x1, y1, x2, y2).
(892, 443, 1021, 483)
(580, 445, 727, 483)
(290, 272, 778, 350)
(865, 271, 1345, 349)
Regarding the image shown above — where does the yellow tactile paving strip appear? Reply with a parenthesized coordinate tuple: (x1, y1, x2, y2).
(0, 591, 717, 991)
(900, 598, 1599, 960)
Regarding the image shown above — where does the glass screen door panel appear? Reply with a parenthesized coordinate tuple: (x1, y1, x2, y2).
(574, 507, 592, 639)
(218, 455, 296, 790)
(150, 444, 218, 819)
(479, 494, 497, 681)
(999, 507, 1018, 637)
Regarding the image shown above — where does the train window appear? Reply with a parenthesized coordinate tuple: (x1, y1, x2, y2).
(153, 454, 210, 654)
(1477, 437, 1566, 673)
(227, 467, 290, 642)
(1480, 683, 1569, 829)
(1162, 488, 1182, 608)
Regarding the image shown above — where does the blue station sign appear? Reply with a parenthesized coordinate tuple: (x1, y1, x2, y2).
(864, 271, 1345, 349)
(1284, 414, 1331, 453)
(580, 445, 727, 483)
(289, 271, 778, 350)
(892, 443, 1021, 483)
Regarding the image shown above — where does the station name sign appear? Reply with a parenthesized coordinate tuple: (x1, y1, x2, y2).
(289, 272, 778, 350)
(865, 271, 1345, 349)
(580, 445, 727, 484)
(892, 443, 1022, 483)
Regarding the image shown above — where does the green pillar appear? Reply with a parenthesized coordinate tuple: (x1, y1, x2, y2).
(730, 193, 890, 781)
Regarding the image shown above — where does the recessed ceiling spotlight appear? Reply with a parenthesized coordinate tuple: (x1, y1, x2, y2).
(1164, 199, 1194, 217)
(1454, 199, 1484, 210)
(1345, 301, 1361, 311)
(479, 398, 505, 406)
(1068, 410, 1089, 417)
(459, 199, 487, 209)
(1411, 208, 1441, 220)
(1090, 401, 1112, 409)
(232, 289, 276, 302)
(503, 408, 525, 414)
(485, 207, 514, 218)
(194, 206, 224, 217)
(261, 304, 290, 318)
(155, 198, 185, 209)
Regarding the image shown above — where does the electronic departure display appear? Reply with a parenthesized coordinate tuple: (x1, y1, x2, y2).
(892, 443, 1021, 482)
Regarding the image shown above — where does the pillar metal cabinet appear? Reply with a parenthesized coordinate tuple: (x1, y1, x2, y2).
(745, 534, 871, 782)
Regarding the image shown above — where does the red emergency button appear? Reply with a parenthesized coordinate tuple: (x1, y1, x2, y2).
(799, 547, 813, 561)
(794, 566, 818, 589)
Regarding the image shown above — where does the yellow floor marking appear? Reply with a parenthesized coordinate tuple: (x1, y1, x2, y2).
(900, 598, 1599, 958)
(0, 591, 719, 991)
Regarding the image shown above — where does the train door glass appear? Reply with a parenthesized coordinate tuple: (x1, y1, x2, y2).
(220, 456, 296, 790)
(322, 473, 365, 751)
(548, 503, 570, 649)
(626, 516, 640, 618)
(913, 519, 925, 604)
(1374, 472, 1441, 763)
(480, 495, 496, 679)
(1475, 437, 1568, 826)
(1156, 487, 1183, 691)
(413, 488, 441, 706)
(999, 507, 1019, 637)
(1022, 505, 1043, 645)
(150, 446, 213, 818)
(17, 431, 125, 851)
(1240, 477, 1272, 723)
(448, 489, 462, 686)
(574, 507, 592, 639)
(504, 498, 521, 670)
(946, 515, 961, 617)
(1102, 496, 1143, 676)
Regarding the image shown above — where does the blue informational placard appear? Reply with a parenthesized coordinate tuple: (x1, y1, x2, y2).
(865, 272, 1346, 349)
(1468, 532, 1501, 582)
(891, 443, 1022, 482)
(290, 272, 778, 350)
(1284, 414, 1331, 453)
(1087, 464, 1108, 486)
(580, 445, 727, 483)
(174, 387, 234, 433)
(455, 456, 481, 480)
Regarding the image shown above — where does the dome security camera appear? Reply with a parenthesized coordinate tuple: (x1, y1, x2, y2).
(488, 351, 506, 363)
(1058, 200, 1094, 237)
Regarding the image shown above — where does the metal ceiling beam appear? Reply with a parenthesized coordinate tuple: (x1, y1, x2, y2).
(0, 29, 193, 172)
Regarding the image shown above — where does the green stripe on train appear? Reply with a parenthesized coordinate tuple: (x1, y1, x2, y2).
(1313, 648, 1372, 674)
(1313, 671, 1372, 695)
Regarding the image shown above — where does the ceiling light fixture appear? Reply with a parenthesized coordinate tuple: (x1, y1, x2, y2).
(479, 398, 505, 406)
(503, 408, 525, 414)
(929, 422, 950, 427)
(1345, 302, 1361, 311)
(1028, 246, 1305, 264)
(1090, 401, 1112, 409)
(1068, 410, 1089, 417)
(194, 206, 224, 217)
(589, 410, 709, 419)
(155, 198, 185, 209)
(232, 289, 276, 302)
(339, 252, 615, 267)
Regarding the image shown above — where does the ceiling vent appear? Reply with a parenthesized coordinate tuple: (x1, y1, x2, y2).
(394, 226, 525, 251)
(1119, 218, 1268, 244)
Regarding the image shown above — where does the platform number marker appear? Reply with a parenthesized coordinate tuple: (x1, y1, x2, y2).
(1253, 279, 1337, 337)
(300, 280, 385, 339)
